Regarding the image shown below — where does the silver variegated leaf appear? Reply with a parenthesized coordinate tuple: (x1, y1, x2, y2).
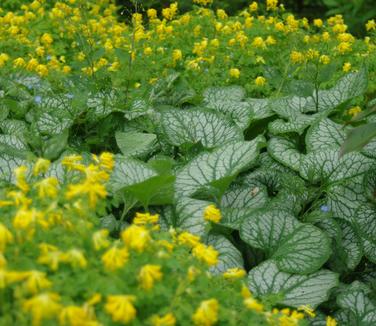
(248, 260, 339, 308)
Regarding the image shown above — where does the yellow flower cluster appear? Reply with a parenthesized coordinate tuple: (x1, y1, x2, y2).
(0, 0, 373, 96)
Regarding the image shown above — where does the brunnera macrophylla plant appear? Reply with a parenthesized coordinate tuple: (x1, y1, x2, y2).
(0, 155, 310, 326)
(0, 0, 375, 325)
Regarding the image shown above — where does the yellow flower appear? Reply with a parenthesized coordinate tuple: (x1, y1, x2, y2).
(66, 181, 107, 208)
(133, 212, 159, 225)
(162, 2, 178, 20)
(319, 55, 330, 65)
(121, 225, 151, 252)
(216, 9, 227, 20)
(147, 8, 158, 20)
(59, 305, 98, 326)
(23, 292, 61, 326)
(38, 249, 66, 271)
(41, 33, 53, 45)
(0, 223, 13, 252)
(223, 268, 246, 279)
(36, 64, 49, 76)
(229, 68, 240, 79)
(105, 295, 137, 324)
(314, 18, 323, 28)
(192, 299, 219, 326)
(337, 42, 352, 54)
(34, 177, 59, 199)
(249, 2, 258, 12)
(343, 62, 351, 72)
(13, 57, 26, 68)
(64, 249, 87, 269)
(204, 205, 222, 223)
(192, 244, 218, 266)
(33, 158, 51, 176)
(23, 270, 52, 294)
(366, 19, 375, 31)
(138, 264, 163, 290)
(144, 47, 153, 56)
(241, 284, 252, 298)
(151, 313, 176, 326)
(244, 297, 264, 312)
(266, 0, 279, 11)
(298, 305, 316, 318)
(252, 36, 266, 48)
(177, 232, 201, 248)
(101, 245, 129, 271)
(326, 316, 337, 326)
(290, 51, 305, 64)
(92, 229, 110, 250)
(255, 76, 267, 86)
(14, 165, 29, 192)
(172, 49, 183, 64)
(348, 106, 362, 117)
(193, 0, 213, 6)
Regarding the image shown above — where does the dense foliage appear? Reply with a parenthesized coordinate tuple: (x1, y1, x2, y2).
(0, 0, 375, 325)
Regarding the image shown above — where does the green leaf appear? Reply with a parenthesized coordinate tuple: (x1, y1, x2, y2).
(108, 156, 157, 193)
(248, 260, 339, 308)
(86, 90, 117, 122)
(316, 68, 368, 112)
(126, 174, 175, 207)
(340, 123, 376, 156)
(0, 134, 28, 150)
(115, 131, 157, 158)
(337, 289, 376, 325)
(268, 112, 326, 135)
(338, 220, 363, 270)
(326, 175, 369, 222)
(43, 130, 69, 160)
(354, 205, 376, 243)
(203, 86, 252, 130)
(175, 197, 211, 236)
(247, 98, 274, 120)
(0, 119, 28, 136)
(175, 137, 265, 199)
(219, 184, 269, 230)
(0, 154, 30, 183)
(306, 118, 346, 152)
(241, 210, 331, 274)
(300, 149, 373, 184)
(207, 234, 244, 274)
(160, 108, 243, 148)
(268, 137, 302, 171)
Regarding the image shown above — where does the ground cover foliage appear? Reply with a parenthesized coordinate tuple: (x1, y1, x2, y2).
(0, 0, 376, 325)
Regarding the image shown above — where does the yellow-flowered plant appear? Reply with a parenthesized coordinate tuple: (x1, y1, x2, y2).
(0, 156, 307, 326)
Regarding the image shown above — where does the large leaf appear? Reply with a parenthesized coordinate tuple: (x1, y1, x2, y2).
(108, 155, 157, 193)
(306, 118, 347, 153)
(219, 183, 269, 230)
(268, 136, 302, 171)
(300, 148, 373, 184)
(241, 210, 331, 274)
(248, 260, 339, 308)
(203, 86, 252, 130)
(115, 131, 157, 158)
(207, 234, 244, 274)
(160, 108, 243, 148)
(175, 137, 265, 198)
(337, 289, 376, 325)
(126, 174, 175, 207)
